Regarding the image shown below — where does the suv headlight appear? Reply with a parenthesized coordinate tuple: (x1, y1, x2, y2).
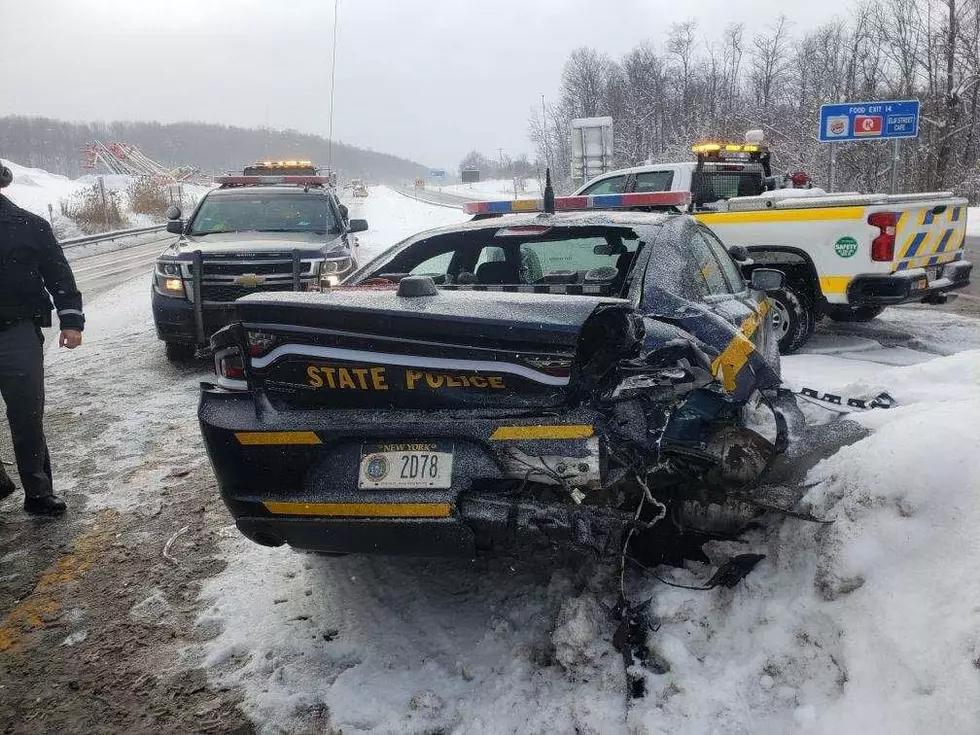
(320, 257, 352, 274)
(154, 261, 186, 298)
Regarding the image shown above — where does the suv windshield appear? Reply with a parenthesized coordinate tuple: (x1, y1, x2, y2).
(188, 193, 339, 235)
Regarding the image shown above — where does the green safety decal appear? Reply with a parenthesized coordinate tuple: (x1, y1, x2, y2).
(834, 236, 859, 258)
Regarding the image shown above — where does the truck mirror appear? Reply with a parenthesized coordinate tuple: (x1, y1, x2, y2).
(348, 219, 368, 233)
(339, 203, 349, 221)
(165, 205, 182, 220)
(166, 220, 184, 235)
(750, 268, 785, 292)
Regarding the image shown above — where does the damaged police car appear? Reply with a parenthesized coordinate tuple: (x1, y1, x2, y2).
(199, 189, 791, 562)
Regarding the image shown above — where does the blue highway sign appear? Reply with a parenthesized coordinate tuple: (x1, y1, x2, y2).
(819, 99, 920, 143)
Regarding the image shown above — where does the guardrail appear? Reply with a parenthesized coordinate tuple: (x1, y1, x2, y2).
(388, 186, 470, 210)
(60, 224, 168, 249)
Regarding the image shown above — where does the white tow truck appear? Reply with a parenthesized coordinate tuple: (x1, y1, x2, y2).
(574, 141, 972, 351)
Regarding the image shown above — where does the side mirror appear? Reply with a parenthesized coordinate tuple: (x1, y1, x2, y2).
(165, 205, 182, 220)
(750, 268, 785, 292)
(166, 220, 184, 235)
(348, 219, 368, 233)
(728, 244, 752, 263)
(339, 203, 349, 221)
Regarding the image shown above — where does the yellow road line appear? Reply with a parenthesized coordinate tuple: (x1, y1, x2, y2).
(263, 501, 452, 518)
(0, 510, 119, 653)
(235, 431, 322, 446)
(489, 425, 594, 441)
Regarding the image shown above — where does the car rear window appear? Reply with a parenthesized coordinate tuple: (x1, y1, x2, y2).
(517, 237, 638, 281)
(634, 171, 675, 192)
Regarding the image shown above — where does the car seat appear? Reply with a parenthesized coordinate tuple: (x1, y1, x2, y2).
(476, 260, 519, 284)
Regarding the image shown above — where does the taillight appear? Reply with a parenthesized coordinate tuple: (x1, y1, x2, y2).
(246, 330, 279, 357)
(868, 211, 898, 261)
(220, 354, 244, 379)
(214, 347, 247, 390)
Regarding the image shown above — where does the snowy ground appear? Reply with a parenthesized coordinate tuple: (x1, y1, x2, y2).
(434, 178, 541, 201)
(1, 185, 978, 733)
(342, 185, 469, 262)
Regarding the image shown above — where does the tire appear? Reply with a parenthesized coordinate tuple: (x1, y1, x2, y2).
(768, 285, 815, 354)
(761, 320, 782, 379)
(826, 304, 885, 323)
(164, 341, 196, 362)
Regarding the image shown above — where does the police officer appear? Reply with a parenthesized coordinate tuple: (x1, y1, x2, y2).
(0, 160, 84, 516)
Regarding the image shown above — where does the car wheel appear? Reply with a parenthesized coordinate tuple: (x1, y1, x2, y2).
(768, 286, 815, 354)
(826, 304, 885, 323)
(165, 341, 196, 362)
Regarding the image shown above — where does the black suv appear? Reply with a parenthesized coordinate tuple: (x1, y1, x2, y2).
(153, 172, 367, 361)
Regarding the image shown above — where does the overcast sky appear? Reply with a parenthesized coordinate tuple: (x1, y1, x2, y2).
(1, 0, 853, 168)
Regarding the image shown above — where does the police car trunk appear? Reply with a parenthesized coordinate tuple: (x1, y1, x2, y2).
(198, 284, 644, 556)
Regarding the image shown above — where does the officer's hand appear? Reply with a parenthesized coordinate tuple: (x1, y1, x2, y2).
(59, 330, 82, 349)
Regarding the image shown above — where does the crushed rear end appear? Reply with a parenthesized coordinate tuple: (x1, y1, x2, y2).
(199, 285, 786, 559)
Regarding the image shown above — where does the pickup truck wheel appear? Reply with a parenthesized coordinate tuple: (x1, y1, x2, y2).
(165, 341, 196, 362)
(826, 304, 885, 323)
(768, 286, 815, 354)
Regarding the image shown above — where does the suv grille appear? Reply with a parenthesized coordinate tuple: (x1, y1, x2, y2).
(200, 282, 299, 303)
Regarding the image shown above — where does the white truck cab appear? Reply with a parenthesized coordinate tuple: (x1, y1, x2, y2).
(575, 143, 972, 352)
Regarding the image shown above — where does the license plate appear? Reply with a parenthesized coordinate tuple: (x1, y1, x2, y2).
(358, 442, 454, 489)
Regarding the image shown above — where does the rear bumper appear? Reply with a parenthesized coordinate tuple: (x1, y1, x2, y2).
(199, 387, 605, 557)
(847, 260, 972, 306)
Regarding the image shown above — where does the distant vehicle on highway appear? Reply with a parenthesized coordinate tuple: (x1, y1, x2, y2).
(352, 180, 369, 198)
(199, 190, 793, 568)
(152, 161, 368, 361)
(575, 138, 972, 352)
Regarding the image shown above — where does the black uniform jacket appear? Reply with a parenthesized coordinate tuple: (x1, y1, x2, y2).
(0, 194, 84, 331)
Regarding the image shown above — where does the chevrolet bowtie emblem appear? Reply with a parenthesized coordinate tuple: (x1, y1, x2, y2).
(234, 274, 266, 287)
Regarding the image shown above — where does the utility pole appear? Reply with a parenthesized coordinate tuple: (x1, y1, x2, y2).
(327, 0, 339, 170)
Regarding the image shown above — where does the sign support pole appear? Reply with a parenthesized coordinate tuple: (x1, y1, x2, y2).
(828, 143, 836, 193)
(890, 138, 901, 194)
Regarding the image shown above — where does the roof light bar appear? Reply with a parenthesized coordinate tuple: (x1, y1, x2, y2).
(250, 160, 314, 168)
(463, 191, 690, 215)
(692, 142, 764, 155)
(215, 175, 329, 186)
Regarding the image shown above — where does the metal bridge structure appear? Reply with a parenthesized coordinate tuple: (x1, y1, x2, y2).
(81, 141, 199, 181)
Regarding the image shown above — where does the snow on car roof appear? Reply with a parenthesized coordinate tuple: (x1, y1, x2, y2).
(400, 208, 676, 239)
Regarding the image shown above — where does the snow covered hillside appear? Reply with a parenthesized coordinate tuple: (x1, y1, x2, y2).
(1, 159, 211, 238)
(2, 160, 87, 219)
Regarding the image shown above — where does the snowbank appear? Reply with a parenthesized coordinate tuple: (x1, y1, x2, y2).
(633, 351, 980, 733)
